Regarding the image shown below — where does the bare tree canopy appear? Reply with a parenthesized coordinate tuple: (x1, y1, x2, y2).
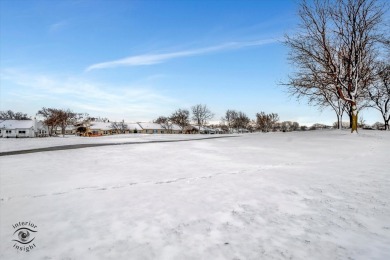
(285, 0, 387, 133)
(222, 110, 250, 132)
(111, 120, 128, 134)
(37, 108, 82, 136)
(222, 110, 238, 133)
(170, 109, 190, 129)
(256, 112, 279, 132)
(0, 110, 31, 120)
(191, 104, 214, 130)
(154, 116, 169, 125)
(236, 112, 251, 131)
(154, 116, 173, 133)
(368, 61, 390, 129)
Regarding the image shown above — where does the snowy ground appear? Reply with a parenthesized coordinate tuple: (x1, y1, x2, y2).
(0, 130, 389, 259)
(0, 133, 235, 153)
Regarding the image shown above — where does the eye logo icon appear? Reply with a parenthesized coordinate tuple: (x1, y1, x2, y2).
(13, 228, 36, 244)
(12, 221, 38, 252)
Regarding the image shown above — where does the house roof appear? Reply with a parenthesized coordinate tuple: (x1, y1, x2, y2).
(170, 124, 182, 131)
(138, 122, 164, 130)
(0, 120, 34, 129)
(160, 123, 182, 131)
(90, 122, 113, 130)
(126, 123, 143, 130)
(56, 125, 75, 131)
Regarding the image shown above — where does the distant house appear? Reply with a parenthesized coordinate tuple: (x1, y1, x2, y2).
(232, 128, 249, 134)
(126, 123, 143, 134)
(200, 126, 225, 134)
(88, 122, 113, 136)
(183, 125, 200, 134)
(36, 121, 49, 137)
(310, 123, 332, 130)
(213, 128, 226, 134)
(138, 122, 166, 134)
(183, 125, 227, 134)
(162, 124, 182, 134)
(55, 125, 76, 135)
(172, 124, 183, 134)
(0, 119, 48, 138)
(199, 126, 213, 134)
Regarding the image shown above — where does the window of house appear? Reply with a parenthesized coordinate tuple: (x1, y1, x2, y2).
(18, 130, 26, 134)
(6, 130, 12, 134)
(153, 129, 157, 134)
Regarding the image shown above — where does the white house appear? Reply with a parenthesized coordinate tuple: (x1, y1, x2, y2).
(0, 120, 35, 138)
(169, 124, 182, 134)
(88, 122, 113, 136)
(36, 121, 49, 137)
(55, 125, 76, 135)
(127, 123, 143, 133)
(138, 122, 165, 134)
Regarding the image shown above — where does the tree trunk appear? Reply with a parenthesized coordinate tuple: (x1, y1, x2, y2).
(351, 105, 358, 133)
(348, 107, 353, 129)
(336, 114, 342, 129)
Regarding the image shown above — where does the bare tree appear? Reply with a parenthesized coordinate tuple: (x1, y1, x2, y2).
(368, 61, 390, 130)
(285, 0, 386, 133)
(74, 113, 90, 136)
(358, 116, 366, 128)
(191, 104, 214, 132)
(256, 112, 279, 132)
(281, 121, 290, 132)
(170, 109, 190, 130)
(37, 108, 81, 136)
(372, 121, 385, 130)
(235, 111, 250, 132)
(37, 108, 60, 136)
(291, 122, 300, 131)
(0, 110, 31, 120)
(285, 74, 349, 129)
(222, 110, 238, 133)
(154, 116, 173, 133)
(111, 120, 128, 134)
(57, 109, 82, 136)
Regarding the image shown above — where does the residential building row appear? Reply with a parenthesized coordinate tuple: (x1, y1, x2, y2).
(0, 119, 227, 138)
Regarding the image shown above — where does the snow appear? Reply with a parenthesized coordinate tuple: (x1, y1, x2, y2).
(0, 134, 232, 153)
(138, 122, 165, 130)
(127, 123, 143, 131)
(90, 122, 113, 130)
(170, 124, 182, 131)
(0, 119, 34, 129)
(1, 130, 389, 259)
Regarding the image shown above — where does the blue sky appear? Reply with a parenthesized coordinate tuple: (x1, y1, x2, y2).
(0, 0, 385, 125)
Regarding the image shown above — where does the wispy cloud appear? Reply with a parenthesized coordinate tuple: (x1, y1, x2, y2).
(49, 20, 68, 33)
(0, 69, 176, 120)
(85, 38, 279, 72)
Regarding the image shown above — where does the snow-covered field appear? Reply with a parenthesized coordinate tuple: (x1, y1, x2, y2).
(1, 130, 389, 259)
(0, 133, 234, 153)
